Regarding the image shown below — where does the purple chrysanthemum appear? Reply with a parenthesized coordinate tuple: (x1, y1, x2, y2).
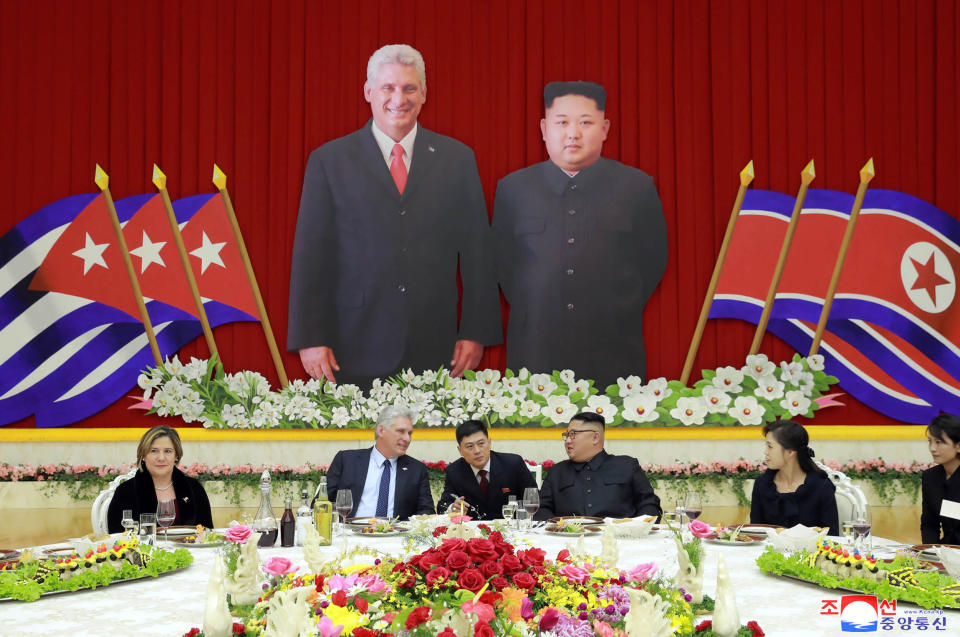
(591, 584, 631, 621)
(546, 613, 595, 637)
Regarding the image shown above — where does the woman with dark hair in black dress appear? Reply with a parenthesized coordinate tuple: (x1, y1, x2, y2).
(750, 419, 839, 535)
(921, 413, 960, 544)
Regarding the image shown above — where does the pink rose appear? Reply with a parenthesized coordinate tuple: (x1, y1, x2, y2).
(625, 561, 658, 582)
(558, 564, 590, 584)
(225, 525, 253, 544)
(688, 520, 712, 538)
(262, 556, 298, 577)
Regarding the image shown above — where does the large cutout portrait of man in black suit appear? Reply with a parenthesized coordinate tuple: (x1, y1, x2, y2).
(437, 420, 538, 520)
(288, 44, 500, 386)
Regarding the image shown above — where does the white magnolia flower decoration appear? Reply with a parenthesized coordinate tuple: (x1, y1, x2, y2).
(753, 375, 785, 400)
(183, 357, 207, 382)
(796, 372, 816, 397)
(806, 354, 825, 371)
(475, 369, 501, 387)
(330, 406, 350, 428)
(424, 410, 444, 427)
(700, 386, 731, 413)
(641, 377, 672, 402)
(712, 366, 744, 393)
(541, 395, 577, 424)
(744, 354, 776, 381)
(780, 391, 812, 417)
(567, 379, 590, 394)
(621, 394, 660, 423)
(518, 367, 530, 381)
(558, 369, 576, 384)
(493, 397, 518, 419)
(670, 397, 707, 426)
(528, 373, 558, 397)
(519, 400, 541, 419)
(728, 396, 765, 426)
(779, 361, 805, 385)
(586, 395, 618, 423)
(616, 375, 644, 397)
(221, 403, 247, 427)
(502, 377, 522, 393)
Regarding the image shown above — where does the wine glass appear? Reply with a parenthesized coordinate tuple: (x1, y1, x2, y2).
(139, 513, 157, 546)
(121, 509, 138, 536)
(335, 490, 353, 535)
(684, 492, 703, 522)
(522, 488, 540, 529)
(156, 500, 176, 544)
(852, 507, 873, 553)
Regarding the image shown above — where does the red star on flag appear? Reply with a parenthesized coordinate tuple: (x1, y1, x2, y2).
(909, 252, 950, 306)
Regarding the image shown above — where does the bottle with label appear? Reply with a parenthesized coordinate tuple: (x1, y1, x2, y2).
(280, 498, 296, 547)
(253, 469, 279, 547)
(312, 479, 333, 546)
(295, 489, 312, 547)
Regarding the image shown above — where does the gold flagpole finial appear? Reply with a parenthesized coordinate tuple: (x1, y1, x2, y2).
(212, 164, 227, 191)
(94, 164, 109, 191)
(860, 158, 875, 183)
(739, 160, 755, 186)
(152, 164, 167, 191)
(801, 159, 816, 185)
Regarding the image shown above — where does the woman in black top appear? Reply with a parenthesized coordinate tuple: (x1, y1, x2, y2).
(106, 425, 213, 533)
(750, 419, 839, 535)
(920, 413, 960, 544)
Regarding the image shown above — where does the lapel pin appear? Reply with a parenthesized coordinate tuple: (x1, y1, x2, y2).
(402, 466, 408, 471)
(428, 145, 435, 153)
(183, 497, 189, 502)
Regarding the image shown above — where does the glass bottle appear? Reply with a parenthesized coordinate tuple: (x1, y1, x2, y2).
(295, 489, 312, 547)
(254, 469, 279, 547)
(280, 498, 296, 547)
(312, 479, 333, 546)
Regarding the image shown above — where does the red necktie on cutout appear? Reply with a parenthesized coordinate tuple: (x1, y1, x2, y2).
(478, 469, 489, 497)
(390, 143, 407, 195)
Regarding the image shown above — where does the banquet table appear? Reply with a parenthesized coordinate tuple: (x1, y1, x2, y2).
(0, 527, 951, 636)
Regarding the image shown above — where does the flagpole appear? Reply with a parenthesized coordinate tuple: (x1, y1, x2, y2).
(749, 159, 816, 355)
(680, 161, 755, 385)
(212, 165, 289, 388)
(94, 165, 163, 366)
(808, 158, 875, 356)
(152, 165, 220, 361)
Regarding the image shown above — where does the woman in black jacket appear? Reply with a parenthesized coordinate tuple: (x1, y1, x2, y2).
(106, 425, 213, 533)
(920, 413, 960, 544)
(750, 419, 839, 535)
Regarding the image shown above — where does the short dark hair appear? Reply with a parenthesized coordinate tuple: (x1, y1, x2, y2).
(456, 420, 488, 445)
(544, 81, 607, 111)
(928, 412, 960, 445)
(570, 412, 605, 429)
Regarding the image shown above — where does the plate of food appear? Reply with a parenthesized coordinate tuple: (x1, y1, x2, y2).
(161, 525, 203, 539)
(705, 526, 764, 545)
(346, 517, 407, 536)
(910, 544, 960, 561)
(0, 549, 21, 567)
(739, 524, 783, 536)
(544, 520, 603, 536)
(548, 516, 604, 526)
(171, 527, 226, 548)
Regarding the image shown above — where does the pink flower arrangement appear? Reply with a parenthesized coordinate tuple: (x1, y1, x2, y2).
(262, 556, 298, 577)
(624, 561, 658, 582)
(688, 520, 712, 538)
(558, 564, 591, 584)
(225, 524, 253, 544)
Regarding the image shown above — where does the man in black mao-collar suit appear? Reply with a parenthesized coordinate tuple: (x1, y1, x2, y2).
(325, 405, 434, 521)
(535, 412, 661, 520)
(437, 420, 538, 520)
(288, 44, 500, 387)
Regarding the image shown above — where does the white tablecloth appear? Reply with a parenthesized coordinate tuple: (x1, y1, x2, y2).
(0, 530, 942, 636)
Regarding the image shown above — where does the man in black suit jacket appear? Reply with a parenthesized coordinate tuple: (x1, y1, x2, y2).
(325, 405, 434, 521)
(492, 81, 667, 386)
(436, 420, 538, 520)
(288, 44, 500, 386)
(536, 412, 661, 520)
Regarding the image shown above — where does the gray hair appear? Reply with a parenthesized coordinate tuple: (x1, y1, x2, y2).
(366, 44, 426, 90)
(374, 404, 416, 438)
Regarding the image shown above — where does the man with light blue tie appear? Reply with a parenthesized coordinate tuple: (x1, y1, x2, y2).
(325, 405, 435, 520)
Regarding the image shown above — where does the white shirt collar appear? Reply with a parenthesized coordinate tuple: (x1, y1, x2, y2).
(370, 121, 417, 170)
(371, 446, 397, 468)
(471, 458, 491, 478)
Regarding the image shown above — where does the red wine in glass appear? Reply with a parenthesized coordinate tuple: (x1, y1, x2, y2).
(684, 508, 703, 520)
(852, 522, 871, 538)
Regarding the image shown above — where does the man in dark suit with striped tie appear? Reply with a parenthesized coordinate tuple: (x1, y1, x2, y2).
(437, 420, 538, 520)
(288, 44, 500, 387)
(325, 405, 434, 520)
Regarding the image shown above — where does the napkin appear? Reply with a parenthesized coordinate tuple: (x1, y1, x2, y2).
(602, 515, 656, 538)
(938, 546, 960, 579)
(765, 524, 825, 553)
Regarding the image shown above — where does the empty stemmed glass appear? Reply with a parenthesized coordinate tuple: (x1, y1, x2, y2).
(156, 500, 176, 544)
(335, 490, 353, 535)
(121, 509, 138, 536)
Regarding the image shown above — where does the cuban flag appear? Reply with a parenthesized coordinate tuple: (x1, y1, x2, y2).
(0, 192, 258, 427)
(710, 187, 960, 423)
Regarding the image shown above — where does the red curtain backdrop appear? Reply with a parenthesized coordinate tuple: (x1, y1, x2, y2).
(1, 0, 957, 428)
